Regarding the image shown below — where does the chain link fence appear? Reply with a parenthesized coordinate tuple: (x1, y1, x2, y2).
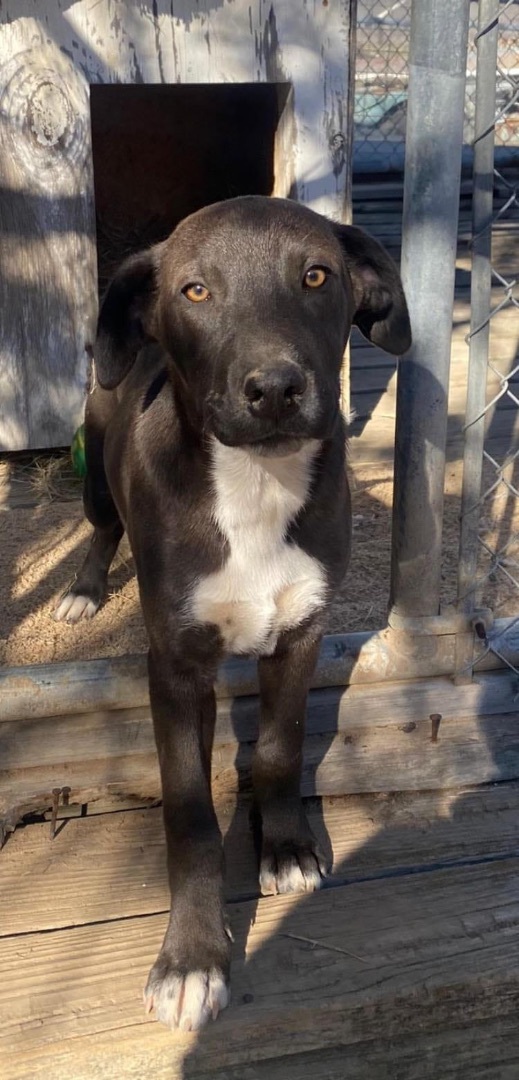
(354, 0, 519, 173)
(365, 1, 519, 680)
(456, 0, 519, 676)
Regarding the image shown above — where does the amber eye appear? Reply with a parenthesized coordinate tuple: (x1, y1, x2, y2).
(304, 266, 328, 289)
(183, 283, 211, 302)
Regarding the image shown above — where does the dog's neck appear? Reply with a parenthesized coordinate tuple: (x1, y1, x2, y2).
(209, 438, 321, 536)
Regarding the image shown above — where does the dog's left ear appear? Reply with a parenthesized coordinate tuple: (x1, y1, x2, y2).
(331, 223, 412, 355)
(95, 247, 161, 390)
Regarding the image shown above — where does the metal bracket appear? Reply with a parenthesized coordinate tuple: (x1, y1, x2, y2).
(388, 606, 494, 636)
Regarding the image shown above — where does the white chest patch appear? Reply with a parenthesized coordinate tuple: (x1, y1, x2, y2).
(191, 439, 327, 655)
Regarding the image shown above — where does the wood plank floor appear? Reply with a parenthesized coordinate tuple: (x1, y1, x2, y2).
(3, 779, 519, 1078)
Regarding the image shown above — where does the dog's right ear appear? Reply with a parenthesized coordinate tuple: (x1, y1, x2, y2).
(95, 247, 161, 390)
(330, 223, 411, 356)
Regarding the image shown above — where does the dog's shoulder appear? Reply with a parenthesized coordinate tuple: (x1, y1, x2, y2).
(102, 345, 188, 511)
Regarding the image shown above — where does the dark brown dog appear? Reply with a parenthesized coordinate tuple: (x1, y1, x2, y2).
(56, 196, 410, 1030)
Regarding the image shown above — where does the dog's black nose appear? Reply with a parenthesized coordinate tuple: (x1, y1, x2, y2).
(244, 363, 307, 419)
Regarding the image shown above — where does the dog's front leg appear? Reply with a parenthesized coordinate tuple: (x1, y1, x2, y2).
(253, 624, 331, 896)
(144, 649, 230, 1031)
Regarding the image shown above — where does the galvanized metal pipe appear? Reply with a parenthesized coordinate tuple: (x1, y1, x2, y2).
(457, 0, 500, 611)
(390, 0, 470, 618)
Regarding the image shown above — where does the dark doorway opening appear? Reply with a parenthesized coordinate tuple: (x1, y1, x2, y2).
(90, 82, 291, 293)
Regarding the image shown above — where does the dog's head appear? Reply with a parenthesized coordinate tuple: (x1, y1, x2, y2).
(96, 196, 411, 454)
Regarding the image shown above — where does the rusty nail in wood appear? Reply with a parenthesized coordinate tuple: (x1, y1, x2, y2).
(50, 788, 61, 839)
(430, 714, 442, 743)
(61, 786, 71, 807)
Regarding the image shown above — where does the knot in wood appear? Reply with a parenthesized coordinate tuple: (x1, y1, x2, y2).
(329, 131, 346, 175)
(28, 82, 70, 148)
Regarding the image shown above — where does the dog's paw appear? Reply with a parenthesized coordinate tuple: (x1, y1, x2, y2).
(144, 964, 230, 1031)
(54, 590, 100, 623)
(259, 838, 330, 896)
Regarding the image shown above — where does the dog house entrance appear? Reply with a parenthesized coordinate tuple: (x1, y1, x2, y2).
(90, 83, 291, 294)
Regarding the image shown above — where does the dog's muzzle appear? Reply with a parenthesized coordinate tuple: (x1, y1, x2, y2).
(243, 362, 307, 422)
(205, 360, 338, 451)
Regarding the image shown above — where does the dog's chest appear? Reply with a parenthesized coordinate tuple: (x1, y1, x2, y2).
(191, 441, 326, 655)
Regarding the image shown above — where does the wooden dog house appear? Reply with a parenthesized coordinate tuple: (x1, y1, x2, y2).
(0, 0, 355, 451)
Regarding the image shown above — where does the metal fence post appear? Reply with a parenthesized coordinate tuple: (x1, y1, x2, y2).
(389, 0, 471, 619)
(455, 0, 519, 681)
(457, 0, 499, 614)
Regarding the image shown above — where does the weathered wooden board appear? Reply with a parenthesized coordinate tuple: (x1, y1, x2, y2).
(3, 616, 514, 726)
(351, 318, 518, 391)
(0, 47, 96, 450)
(6, 668, 519, 762)
(352, 173, 518, 203)
(6, 997, 518, 1080)
(2, 858, 519, 1077)
(0, 1, 354, 449)
(353, 372, 519, 425)
(2, 671, 519, 839)
(349, 415, 519, 465)
(0, 628, 459, 723)
(3, 783, 519, 936)
(185, 1019, 519, 1079)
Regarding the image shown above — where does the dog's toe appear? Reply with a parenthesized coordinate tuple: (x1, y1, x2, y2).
(54, 591, 100, 623)
(144, 967, 229, 1031)
(260, 841, 329, 896)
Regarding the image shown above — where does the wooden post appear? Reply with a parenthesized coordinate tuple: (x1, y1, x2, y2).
(0, 45, 96, 449)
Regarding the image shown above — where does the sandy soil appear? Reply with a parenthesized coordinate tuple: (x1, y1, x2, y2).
(0, 452, 517, 668)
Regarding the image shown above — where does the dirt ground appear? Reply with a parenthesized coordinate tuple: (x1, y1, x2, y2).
(0, 450, 517, 667)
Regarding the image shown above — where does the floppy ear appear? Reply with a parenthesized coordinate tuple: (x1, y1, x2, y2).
(95, 247, 161, 390)
(331, 223, 412, 355)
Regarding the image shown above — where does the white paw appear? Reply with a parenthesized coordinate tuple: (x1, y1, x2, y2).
(54, 591, 100, 623)
(260, 845, 328, 896)
(144, 968, 230, 1032)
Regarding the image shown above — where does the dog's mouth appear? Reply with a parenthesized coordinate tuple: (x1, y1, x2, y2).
(207, 413, 339, 454)
(247, 433, 307, 457)
(207, 419, 313, 455)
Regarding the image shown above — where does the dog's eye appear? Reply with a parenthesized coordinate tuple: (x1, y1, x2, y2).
(304, 266, 328, 289)
(182, 283, 211, 303)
